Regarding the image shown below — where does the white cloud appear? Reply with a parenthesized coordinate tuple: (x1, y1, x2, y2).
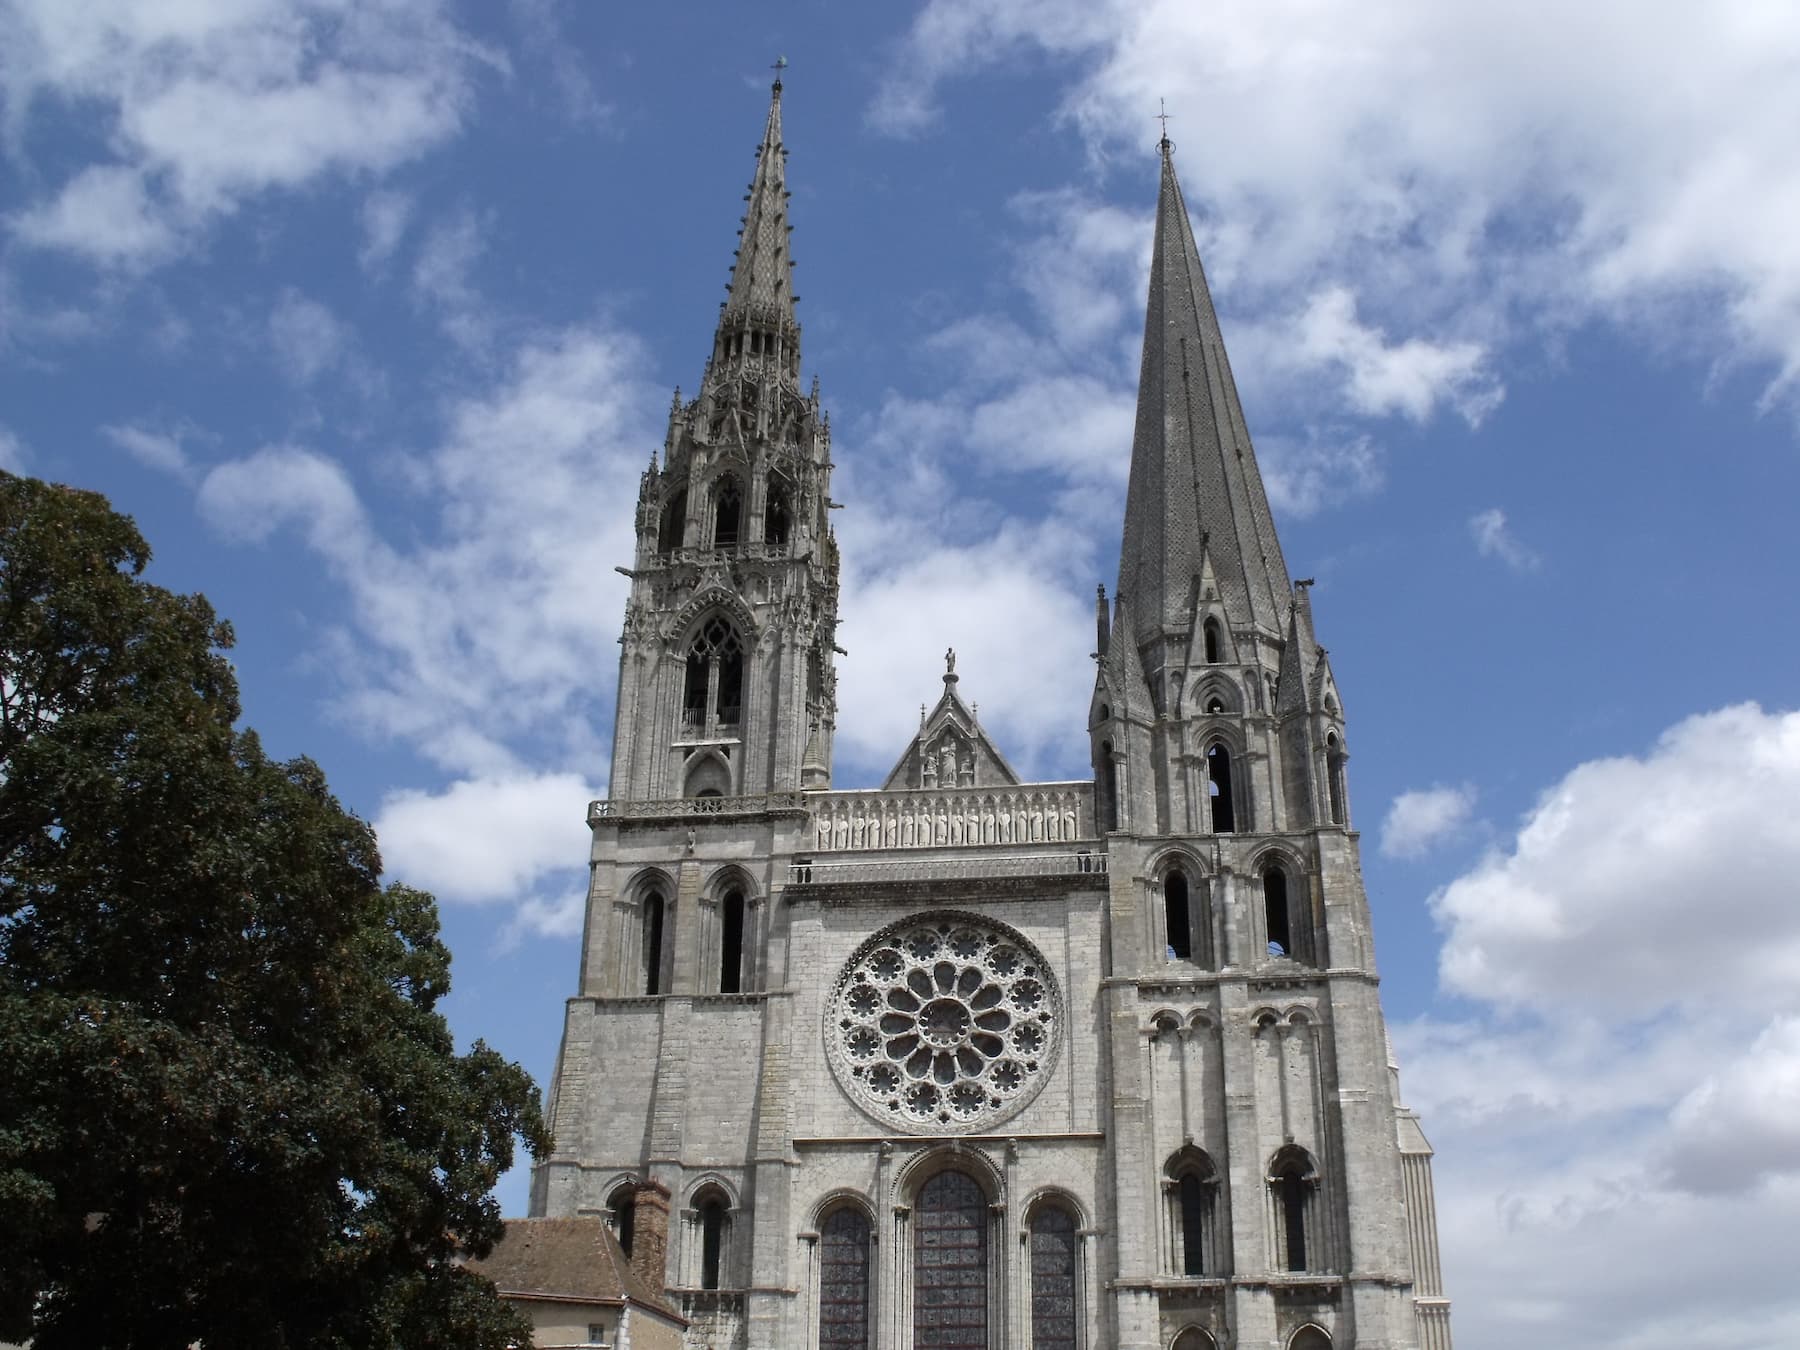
(2, 1, 494, 266)
(374, 771, 599, 906)
(358, 189, 414, 272)
(1388, 703, 1800, 1346)
(1469, 506, 1541, 572)
(268, 289, 348, 384)
(1292, 286, 1502, 426)
(1256, 432, 1382, 519)
(102, 423, 191, 480)
(875, 0, 1800, 410)
(1379, 783, 1476, 859)
(1433, 704, 1800, 1014)
(412, 208, 493, 349)
(198, 323, 653, 778)
(0, 425, 27, 472)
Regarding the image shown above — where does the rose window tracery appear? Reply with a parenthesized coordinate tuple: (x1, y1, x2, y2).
(826, 914, 1061, 1132)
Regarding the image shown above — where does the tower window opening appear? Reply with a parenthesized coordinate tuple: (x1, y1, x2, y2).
(1206, 744, 1236, 834)
(1265, 867, 1291, 958)
(1203, 618, 1223, 663)
(818, 1206, 871, 1350)
(713, 477, 743, 547)
(658, 488, 687, 553)
(642, 892, 665, 996)
(1165, 1147, 1220, 1278)
(1165, 871, 1192, 960)
(684, 617, 744, 737)
(1206, 697, 1223, 714)
(1326, 733, 1346, 826)
(700, 1196, 726, 1289)
(1269, 1147, 1319, 1274)
(765, 482, 791, 550)
(1179, 1174, 1209, 1275)
(720, 888, 745, 993)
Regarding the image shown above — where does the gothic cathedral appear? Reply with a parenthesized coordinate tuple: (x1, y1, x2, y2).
(532, 79, 1454, 1350)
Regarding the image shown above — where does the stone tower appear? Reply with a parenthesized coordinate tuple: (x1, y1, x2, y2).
(534, 88, 1453, 1350)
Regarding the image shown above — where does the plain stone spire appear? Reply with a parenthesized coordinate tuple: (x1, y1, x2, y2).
(1117, 137, 1292, 648)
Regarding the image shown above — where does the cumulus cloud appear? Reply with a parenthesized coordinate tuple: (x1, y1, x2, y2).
(1292, 287, 1501, 426)
(875, 0, 1800, 410)
(1, 1, 494, 267)
(1398, 703, 1800, 1347)
(1380, 783, 1476, 859)
(374, 771, 599, 906)
(1469, 506, 1541, 572)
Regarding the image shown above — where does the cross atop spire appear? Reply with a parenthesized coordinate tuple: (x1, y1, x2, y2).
(1157, 98, 1173, 153)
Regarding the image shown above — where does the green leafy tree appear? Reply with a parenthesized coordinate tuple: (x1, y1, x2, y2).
(0, 474, 549, 1349)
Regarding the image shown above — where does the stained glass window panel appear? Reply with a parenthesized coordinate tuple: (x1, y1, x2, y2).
(914, 1170, 988, 1350)
(1029, 1203, 1077, 1350)
(820, 1207, 871, 1350)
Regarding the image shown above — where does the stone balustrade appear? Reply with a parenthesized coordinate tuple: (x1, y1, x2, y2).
(788, 850, 1108, 885)
(589, 791, 806, 823)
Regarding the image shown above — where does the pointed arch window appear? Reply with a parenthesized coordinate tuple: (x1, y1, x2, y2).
(1289, 1326, 1331, 1350)
(1269, 1146, 1322, 1274)
(1100, 740, 1119, 832)
(1164, 1148, 1222, 1277)
(658, 488, 688, 553)
(1265, 866, 1291, 958)
(1165, 870, 1193, 960)
(1173, 1332, 1218, 1350)
(1206, 744, 1236, 834)
(818, 1206, 871, 1350)
(719, 887, 746, 993)
(607, 1183, 636, 1258)
(712, 476, 743, 547)
(699, 1193, 728, 1289)
(684, 616, 744, 737)
(1203, 618, 1223, 664)
(641, 891, 665, 996)
(1028, 1201, 1079, 1350)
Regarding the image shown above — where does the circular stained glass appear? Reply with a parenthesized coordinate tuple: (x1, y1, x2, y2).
(826, 912, 1061, 1133)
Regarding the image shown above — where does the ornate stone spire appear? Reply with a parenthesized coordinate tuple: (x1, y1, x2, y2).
(1116, 136, 1291, 652)
(714, 76, 799, 361)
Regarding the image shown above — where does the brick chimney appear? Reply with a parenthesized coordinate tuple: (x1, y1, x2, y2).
(629, 1179, 672, 1292)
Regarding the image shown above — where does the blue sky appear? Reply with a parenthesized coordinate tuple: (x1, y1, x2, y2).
(6, 4, 1800, 1347)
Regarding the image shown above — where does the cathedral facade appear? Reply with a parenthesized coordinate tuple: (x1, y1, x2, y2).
(532, 80, 1453, 1350)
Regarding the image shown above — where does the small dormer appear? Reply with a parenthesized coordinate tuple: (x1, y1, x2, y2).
(880, 650, 1023, 791)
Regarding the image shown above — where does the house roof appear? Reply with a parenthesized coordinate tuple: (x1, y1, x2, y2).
(465, 1217, 684, 1324)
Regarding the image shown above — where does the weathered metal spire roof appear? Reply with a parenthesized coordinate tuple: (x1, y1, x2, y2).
(717, 73, 798, 341)
(1116, 134, 1291, 649)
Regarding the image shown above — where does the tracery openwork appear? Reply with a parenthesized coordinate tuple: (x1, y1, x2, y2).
(826, 913, 1061, 1133)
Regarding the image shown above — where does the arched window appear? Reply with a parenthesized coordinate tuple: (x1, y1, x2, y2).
(1164, 1148, 1221, 1277)
(712, 476, 742, 547)
(699, 1194, 728, 1289)
(818, 1206, 871, 1350)
(1289, 1326, 1331, 1350)
(607, 1183, 636, 1258)
(658, 488, 687, 553)
(719, 888, 745, 993)
(764, 481, 791, 551)
(1028, 1201, 1078, 1350)
(1269, 1146, 1320, 1274)
(1206, 744, 1236, 834)
(642, 891, 665, 996)
(684, 616, 744, 737)
(1264, 867, 1291, 958)
(1173, 1330, 1218, 1350)
(1165, 871, 1192, 961)
(1325, 734, 1346, 826)
(913, 1171, 987, 1348)
(1203, 617, 1223, 663)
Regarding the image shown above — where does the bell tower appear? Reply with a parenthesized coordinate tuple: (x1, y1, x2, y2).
(609, 74, 839, 803)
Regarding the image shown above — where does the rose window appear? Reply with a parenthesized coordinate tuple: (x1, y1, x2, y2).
(826, 913, 1061, 1133)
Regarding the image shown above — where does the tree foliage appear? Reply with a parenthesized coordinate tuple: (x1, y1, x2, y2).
(0, 474, 550, 1349)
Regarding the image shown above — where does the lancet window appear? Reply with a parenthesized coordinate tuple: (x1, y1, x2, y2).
(641, 890, 666, 996)
(1028, 1200, 1079, 1350)
(1206, 744, 1236, 833)
(818, 1206, 871, 1350)
(913, 1170, 987, 1349)
(1268, 1146, 1322, 1273)
(1164, 1147, 1222, 1277)
(712, 476, 743, 548)
(719, 887, 746, 993)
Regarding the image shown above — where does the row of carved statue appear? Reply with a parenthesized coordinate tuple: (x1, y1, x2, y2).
(810, 789, 1087, 852)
